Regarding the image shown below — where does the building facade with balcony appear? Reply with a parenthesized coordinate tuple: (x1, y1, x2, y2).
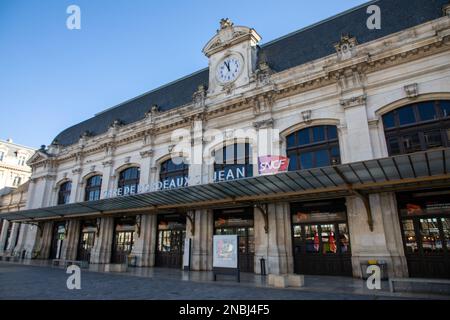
(2, 0, 450, 279)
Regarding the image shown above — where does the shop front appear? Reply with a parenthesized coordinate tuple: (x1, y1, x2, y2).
(77, 219, 96, 262)
(155, 214, 186, 268)
(111, 216, 136, 264)
(397, 189, 450, 279)
(291, 199, 352, 276)
(214, 207, 255, 273)
(49, 221, 66, 260)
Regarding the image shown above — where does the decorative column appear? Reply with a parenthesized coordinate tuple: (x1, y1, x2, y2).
(347, 193, 408, 278)
(340, 94, 374, 162)
(254, 202, 293, 275)
(0, 220, 10, 255)
(189, 209, 213, 271)
(5, 222, 20, 254)
(130, 214, 157, 266)
(90, 217, 114, 264)
(36, 221, 53, 259)
(60, 220, 81, 260)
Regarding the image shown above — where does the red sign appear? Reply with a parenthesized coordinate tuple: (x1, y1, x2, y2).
(258, 156, 290, 175)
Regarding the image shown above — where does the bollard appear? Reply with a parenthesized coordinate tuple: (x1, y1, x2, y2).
(260, 257, 266, 276)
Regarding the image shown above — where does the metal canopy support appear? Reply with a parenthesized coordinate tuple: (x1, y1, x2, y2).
(333, 166, 374, 232)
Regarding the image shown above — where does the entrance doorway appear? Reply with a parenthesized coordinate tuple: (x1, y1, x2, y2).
(214, 207, 255, 273)
(77, 220, 96, 262)
(397, 189, 450, 279)
(50, 222, 66, 260)
(111, 216, 136, 264)
(155, 214, 186, 268)
(291, 199, 352, 276)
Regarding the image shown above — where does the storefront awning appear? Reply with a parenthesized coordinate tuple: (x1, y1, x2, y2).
(1, 148, 449, 223)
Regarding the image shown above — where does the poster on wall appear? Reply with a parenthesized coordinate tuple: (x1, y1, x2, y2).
(183, 238, 191, 271)
(213, 235, 238, 269)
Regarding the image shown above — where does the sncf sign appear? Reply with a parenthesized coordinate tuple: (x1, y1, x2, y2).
(258, 156, 289, 175)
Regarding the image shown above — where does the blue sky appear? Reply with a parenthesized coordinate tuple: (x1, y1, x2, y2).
(0, 0, 369, 149)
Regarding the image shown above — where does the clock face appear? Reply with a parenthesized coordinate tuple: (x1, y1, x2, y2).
(216, 55, 242, 84)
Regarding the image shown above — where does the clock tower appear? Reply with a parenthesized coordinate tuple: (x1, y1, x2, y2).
(203, 18, 262, 96)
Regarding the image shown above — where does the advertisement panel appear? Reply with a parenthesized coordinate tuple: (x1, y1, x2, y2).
(212, 235, 238, 269)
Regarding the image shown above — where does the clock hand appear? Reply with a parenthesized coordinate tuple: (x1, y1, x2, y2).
(224, 61, 230, 72)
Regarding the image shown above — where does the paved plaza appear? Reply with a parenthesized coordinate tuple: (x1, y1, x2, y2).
(0, 261, 448, 300)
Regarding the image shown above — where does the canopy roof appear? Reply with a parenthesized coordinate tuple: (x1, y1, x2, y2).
(2, 148, 450, 222)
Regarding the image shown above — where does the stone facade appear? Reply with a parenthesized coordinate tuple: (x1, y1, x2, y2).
(3, 3, 450, 279)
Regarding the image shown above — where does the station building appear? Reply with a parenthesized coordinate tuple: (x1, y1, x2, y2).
(1, 0, 450, 279)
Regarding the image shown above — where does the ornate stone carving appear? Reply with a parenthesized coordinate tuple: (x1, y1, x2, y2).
(109, 119, 124, 129)
(102, 160, 113, 167)
(150, 166, 158, 173)
(140, 149, 154, 158)
(90, 165, 96, 172)
(404, 83, 419, 99)
(444, 3, 450, 16)
(340, 94, 367, 109)
(192, 85, 207, 108)
(124, 156, 131, 164)
(255, 54, 273, 86)
(301, 110, 312, 123)
(253, 118, 274, 129)
(168, 144, 176, 153)
(334, 35, 358, 61)
(72, 168, 82, 175)
(220, 18, 233, 29)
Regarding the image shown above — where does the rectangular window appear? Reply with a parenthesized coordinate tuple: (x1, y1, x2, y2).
(398, 106, 416, 126)
(402, 133, 421, 153)
(315, 149, 330, 168)
(327, 126, 338, 140)
(313, 126, 325, 142)
(321, 224, 337, 254)
(287, 134, 296, 148)
(441, 101, 450, 117)
(298, 129, 310, 146)
(383, 113, 396, 129)
(288, 151, 298, 171)
(300, 152, 313, 170)
(338, 223, 350, 254)
(402, 220, 418, 254)
(424, 130, 443, 149)
(418, 102, 437, 121)
(304, 225, 320, 253)
(419, 218, 442, 253)
(388, 137, 401, 155)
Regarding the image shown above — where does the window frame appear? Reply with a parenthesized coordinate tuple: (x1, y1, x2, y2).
(286, 125, 341, 171)
(117, 167, 140, 192)
(383, 101, 450, 156)
(84, 175, 102, 201)
(57, 181, 72, 205)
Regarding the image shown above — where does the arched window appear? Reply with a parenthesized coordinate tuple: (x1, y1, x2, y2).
(118, 167, 140, 194)
(159, 157, 189, 189)
(58, 181, 72, 205)
(382, 100, 450, 155)
(286, 125, 340, 171)
(213, 142, 252, 182)
(85, 175, 102, 201)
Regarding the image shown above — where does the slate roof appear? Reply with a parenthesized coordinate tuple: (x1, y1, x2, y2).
(53, 0, 449, 146)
